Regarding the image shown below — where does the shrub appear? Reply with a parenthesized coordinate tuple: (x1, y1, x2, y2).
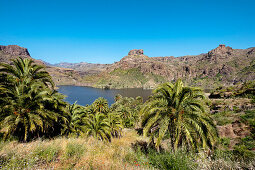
(233, 145, 255, 161)
(241, 110, 255, 123)
(212, 149, 234, 161)
(219, 137, 231, 148)
(146, 149, 197, 170)
(211, 111, 233, 126)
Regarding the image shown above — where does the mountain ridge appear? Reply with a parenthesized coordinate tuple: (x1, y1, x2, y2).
(0, 44, 254, 89)
(85, 45, 255, 89)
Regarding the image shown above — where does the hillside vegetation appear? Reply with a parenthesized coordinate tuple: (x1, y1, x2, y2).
(0, 58, 255, 169)
(90, 68, 166, 89)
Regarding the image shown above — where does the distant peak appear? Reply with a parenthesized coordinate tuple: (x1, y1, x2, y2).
(219, 44, 226, 47)
(128, 49, 144, 56)
(209, 44, 233, 55)
(216, 44, 232, 50)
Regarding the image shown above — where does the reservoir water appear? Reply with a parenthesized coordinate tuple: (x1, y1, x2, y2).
(57, 86, 152, 106)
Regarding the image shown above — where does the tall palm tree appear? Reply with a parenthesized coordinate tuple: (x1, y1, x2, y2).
(140, 80, 218, 151)
(43, 90, 70, 137)
(92, 97, 109, 114)
(111, 96, 142, 128)
(0, 82, 52, 141)
(114, 94, 122, 102)
(64, 102, 87, 136)
(107, 112, 123, 137)
(115, 105, 134, 128)
(0, 57, 66, 141)
(84, 112, 111, 141)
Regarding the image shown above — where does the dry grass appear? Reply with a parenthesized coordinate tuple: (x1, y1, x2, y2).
(1, 128, 254, 169)
(0, 129, 149, 169)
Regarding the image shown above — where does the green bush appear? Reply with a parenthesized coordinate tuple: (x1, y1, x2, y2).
(233, 145, 255, 161)
(130, 141, 197, 169)
(241, 110, 255, 122)
(219, 137, 231, 148)
(212, 149, 234, 161)
(123, 150, 137, 163)
(241, 110, 255, 138)
(216, 118, 233, 126)
(213, 143, 255, 163)
(211, 111, 233, 126)
(239, 136, 255, 150)
(146, 149, 197, 170)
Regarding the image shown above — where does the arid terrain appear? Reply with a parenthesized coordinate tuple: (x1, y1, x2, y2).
(1, 44, 255, 89)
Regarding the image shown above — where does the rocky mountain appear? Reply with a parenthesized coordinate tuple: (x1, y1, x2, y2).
(83, 45, 255, 89)
(1, 44, 254, 89)
(0, 45, 88, 86)
(52, 62, 109, 75)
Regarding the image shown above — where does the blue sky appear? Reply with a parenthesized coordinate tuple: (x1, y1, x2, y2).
(0, 0, 254, 64)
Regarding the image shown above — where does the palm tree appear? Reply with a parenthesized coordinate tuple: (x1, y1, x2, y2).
(0, 82, 51, 141)
(116, 105, 134, 128)
(84, 112, 111, 141)
(0, 57, 66, 141)
(107, 112, 123, 138)
(114, 94, 122, 102)
(0, 57, 54, 88)
(136, 96, 143, 104)
(140, 80, 218, 151)
(0, 84, 10, 122)
(64, 102, 87, 136)
(92, 97, 109, 114)
(43, 90, 70, 138)
(111, 96, 142, 128)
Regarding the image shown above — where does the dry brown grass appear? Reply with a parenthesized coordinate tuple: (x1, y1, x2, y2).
(0, 129, 149, 169)
(1, 128, 254, 169)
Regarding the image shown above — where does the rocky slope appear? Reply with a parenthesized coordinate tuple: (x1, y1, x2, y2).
(0, 45, 88, 86)
(84, 45, 255, 89)
(1, 44, 255, 89)
(52, 62, 109, 75)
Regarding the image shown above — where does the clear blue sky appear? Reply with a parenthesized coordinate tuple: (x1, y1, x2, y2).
(0, 0, 254, 64)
